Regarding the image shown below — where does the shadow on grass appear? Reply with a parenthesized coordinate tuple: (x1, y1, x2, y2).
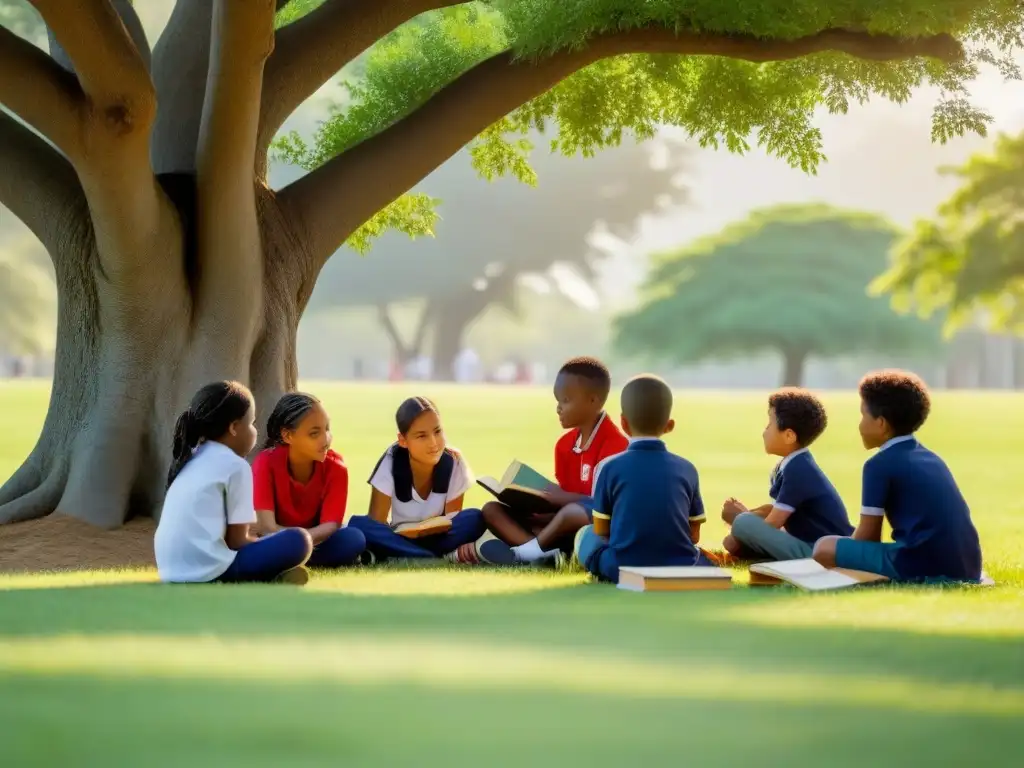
(2, 673, 1019, 768)
(0, 577, 1022, 692)
(1, 575, 1023, 767)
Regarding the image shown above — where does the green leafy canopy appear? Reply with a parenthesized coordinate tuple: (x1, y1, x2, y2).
(873, 131, 1024, 334)
(613, 204, 943, 365)
(271, 1, 1023, 253)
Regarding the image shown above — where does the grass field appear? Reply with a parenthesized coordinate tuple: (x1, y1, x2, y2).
(1, 381, 1023, 767)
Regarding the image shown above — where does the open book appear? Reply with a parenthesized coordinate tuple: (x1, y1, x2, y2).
(393, 516, 453, 539)
(617, 566, 734, 592)
(477, 460, 560, 517)
(748, 558, 889, 591)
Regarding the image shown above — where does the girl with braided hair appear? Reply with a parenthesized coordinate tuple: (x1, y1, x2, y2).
(252, 392, 367, 568)
(155, 381, 312, 584)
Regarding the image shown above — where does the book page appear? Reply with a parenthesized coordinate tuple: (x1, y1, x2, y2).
(510, 462, 555, 493)
(803, 570, 862, 590)
(620, 566, 731, 579)
(477, 476, 501, 493)
(752, 558, 827, 579)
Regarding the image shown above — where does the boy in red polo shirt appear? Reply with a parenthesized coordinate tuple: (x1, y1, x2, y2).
(482, 356, 629, 565)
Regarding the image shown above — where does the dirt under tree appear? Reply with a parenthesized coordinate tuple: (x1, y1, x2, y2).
(0, 0, 966, 532)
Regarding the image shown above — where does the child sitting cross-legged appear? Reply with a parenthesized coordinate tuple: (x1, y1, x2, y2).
(720, 388, 853, 562)
(813, 370, 983, 583)
(482, 356, 629, 566)
(574, 374, 713, 583)
(348, 396, 515, 565)
(252, 393, 368, 568)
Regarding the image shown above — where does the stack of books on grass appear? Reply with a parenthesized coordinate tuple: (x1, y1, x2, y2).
(617, 566, 734, 592)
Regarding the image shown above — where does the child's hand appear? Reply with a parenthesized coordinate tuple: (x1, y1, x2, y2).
(721, 498, 748, 525)
(542, 487, 577, 508)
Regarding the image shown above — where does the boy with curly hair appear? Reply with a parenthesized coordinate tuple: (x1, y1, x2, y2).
(813, 370, 983, 583)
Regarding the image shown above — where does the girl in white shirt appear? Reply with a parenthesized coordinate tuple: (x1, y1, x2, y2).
(154, 381, 313, 584)
(348, 396, 514, 564)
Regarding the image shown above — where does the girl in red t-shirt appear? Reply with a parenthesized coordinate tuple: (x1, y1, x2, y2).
(252, 393, 367, 568)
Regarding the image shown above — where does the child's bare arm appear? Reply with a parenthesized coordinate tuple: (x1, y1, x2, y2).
(366, 488, 392, 524)
(689, 520, 702, 543)
(853, 515, 884, 542)
(225, 523, 256, 550)
(255, 509, 280, 536)
(307, 522, 339, 545)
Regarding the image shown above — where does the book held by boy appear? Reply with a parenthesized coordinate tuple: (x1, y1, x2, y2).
(617, 565, 734, 592)
(748, 558, 889, 591)
(477, 460, 560, 517)
(393, 516, 452, 539)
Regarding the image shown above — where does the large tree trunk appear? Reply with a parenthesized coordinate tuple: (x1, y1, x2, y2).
(779, 348, 808, 388)
(0, 178, 309, 529)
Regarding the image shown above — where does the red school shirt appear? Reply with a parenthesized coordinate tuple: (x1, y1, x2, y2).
(252, 446, 349, 528)
(554, 412, 629, 496)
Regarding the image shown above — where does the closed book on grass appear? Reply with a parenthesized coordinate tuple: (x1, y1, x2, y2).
(477, 460, 559, 517)
(617, 566, 734, 592)
(748, 558, 889, 590)
(393, 516, 452, 539)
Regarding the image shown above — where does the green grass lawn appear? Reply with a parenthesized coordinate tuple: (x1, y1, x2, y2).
(1, 381, 1023, 767)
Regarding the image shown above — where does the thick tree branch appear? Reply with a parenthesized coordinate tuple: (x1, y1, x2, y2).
(33, 0, 157, 143)
(0, 24, 83, 157)
(258, 0, 462, 160)
(193, 0, 276, 367)
(151, 0, 213, 174)
(279, 25, 963, 265)
(0, 111, 86, 256)
(31, 0, 172, 285)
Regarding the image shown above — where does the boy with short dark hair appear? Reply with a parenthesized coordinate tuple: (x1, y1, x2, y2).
(813, 370, 983, 582)
(574, 374, 711, 583)
(482, 356, 629, 565)
(721, 388, 852, 561)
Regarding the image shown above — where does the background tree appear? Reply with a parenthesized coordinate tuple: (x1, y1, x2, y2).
(613, 205, 944, 386)
(0, 238, 55, 358)
(309, 132, 688, 378)
(873, 131, 1024, 335)
(0, 0, 1016, 527)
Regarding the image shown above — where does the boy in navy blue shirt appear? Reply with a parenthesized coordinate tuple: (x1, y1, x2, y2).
(813, 370, 983, 583)
(721, 388, 853, 561)
(574, 374, 712, 583)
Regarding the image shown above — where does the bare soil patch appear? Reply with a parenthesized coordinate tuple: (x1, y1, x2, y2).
(0, 514, 155, 574)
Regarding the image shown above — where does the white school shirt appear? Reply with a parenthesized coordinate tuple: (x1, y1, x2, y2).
(154, 441, 257, 583)
(369, 445, 475, 526)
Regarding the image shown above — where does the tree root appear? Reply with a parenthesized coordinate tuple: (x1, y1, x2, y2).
(0, 460, 41, 509)
(0, 465, 66, 525)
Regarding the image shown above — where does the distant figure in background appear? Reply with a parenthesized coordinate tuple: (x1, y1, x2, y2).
(453, 346, 481, 383)
(406, 354, 433, 381)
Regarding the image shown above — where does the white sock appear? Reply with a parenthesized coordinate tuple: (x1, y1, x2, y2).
(512, 538, 544, 562)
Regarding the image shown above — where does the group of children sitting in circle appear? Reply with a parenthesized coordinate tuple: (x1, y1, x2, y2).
(154, 356, 984, 587)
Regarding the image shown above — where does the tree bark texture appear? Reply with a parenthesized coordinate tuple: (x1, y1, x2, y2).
(780, 348, 808, 388)
(0, 1, 966, 527)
